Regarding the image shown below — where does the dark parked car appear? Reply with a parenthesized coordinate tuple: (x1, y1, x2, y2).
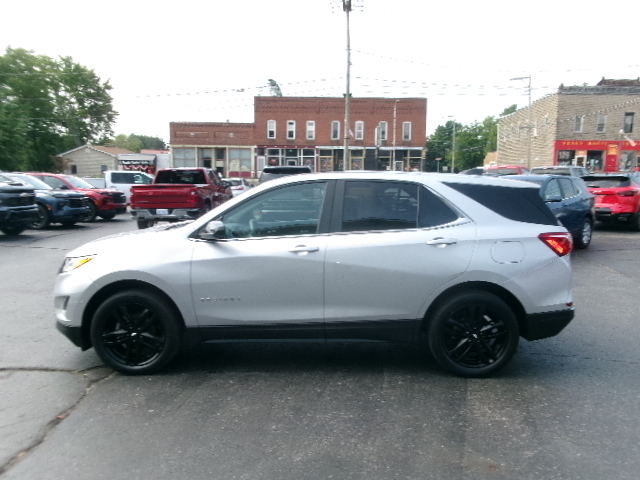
(508, 174, 595, 248)
(258, 166, 312, 184)
(530, 165, 590, 177)
(4, 173, 90, 229)
(583, 172, 640, 230)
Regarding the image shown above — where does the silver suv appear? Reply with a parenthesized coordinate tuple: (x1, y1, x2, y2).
(55, 172, 575, 377)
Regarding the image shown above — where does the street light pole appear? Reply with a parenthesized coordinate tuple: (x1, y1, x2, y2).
(392, 99, 398, 171)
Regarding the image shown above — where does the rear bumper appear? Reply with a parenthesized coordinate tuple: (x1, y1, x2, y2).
(594, 207, 637, 223)
(131, 208, 200, 222)
(521, 308, 575, 341)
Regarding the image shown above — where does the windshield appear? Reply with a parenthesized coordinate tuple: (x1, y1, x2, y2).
(8, 174, 52, 189)
(65, 175, 97, 189)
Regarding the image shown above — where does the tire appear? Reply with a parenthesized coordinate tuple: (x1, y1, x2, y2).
(1, 225, 26, 236)
(90, 289, 183, 375)
(428, 291, 520, 378)
(32, 204, 50, 230)
(82, 202, 98, 223)
(199, 202, 211, 217)
(99, 213, 116, 220)
(574, 217, 593, 249)
(137, 218, 154, 229)
(628, 212, 640, 232)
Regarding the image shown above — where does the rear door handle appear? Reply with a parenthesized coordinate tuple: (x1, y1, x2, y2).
(288, 245, 320, 254)
(426, 237, 457, 247)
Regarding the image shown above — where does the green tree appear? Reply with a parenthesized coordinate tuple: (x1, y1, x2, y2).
(0, 47, 116, 171)
(107, 133, 166, 152)
(425, 120, 459, 172)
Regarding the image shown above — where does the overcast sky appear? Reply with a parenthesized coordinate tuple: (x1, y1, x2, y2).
(3, 0, 639, 142)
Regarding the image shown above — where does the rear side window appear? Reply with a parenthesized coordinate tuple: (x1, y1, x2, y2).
(340, 181, 458, 232)
(444, 182, 558, 225)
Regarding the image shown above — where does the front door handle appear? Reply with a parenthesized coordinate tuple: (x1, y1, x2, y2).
(288, 245, 320, 255)
(426, 237, 457, 247)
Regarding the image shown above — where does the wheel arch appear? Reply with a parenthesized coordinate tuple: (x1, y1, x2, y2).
(80, 280, 186, 350)
(421, 281, 527, 336)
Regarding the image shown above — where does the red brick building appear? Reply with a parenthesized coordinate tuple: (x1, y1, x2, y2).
(170, 96, 427, 178)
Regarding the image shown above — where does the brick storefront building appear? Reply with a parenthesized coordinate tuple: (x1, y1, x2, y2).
(170, 96, 427, 178)
(498, 78, 640, 172)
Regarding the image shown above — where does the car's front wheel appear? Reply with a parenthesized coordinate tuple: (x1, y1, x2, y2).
(428, 291, 519, 377)
(32, 204, 50, 229)
(574, 217, 593, 249)
(90, 289, 183, 375)
(82, 202, 97, 222)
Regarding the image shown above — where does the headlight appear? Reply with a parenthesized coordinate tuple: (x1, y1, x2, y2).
(60, 255, 96, 273)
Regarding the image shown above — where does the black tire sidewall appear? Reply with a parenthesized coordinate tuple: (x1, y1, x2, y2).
(90, 289, 182, 375)
(428, 291, 519, 378)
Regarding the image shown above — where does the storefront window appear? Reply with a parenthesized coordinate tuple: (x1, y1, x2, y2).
(173, 148, 196, 168)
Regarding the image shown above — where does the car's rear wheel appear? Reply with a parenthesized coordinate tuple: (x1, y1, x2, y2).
(32, 204, 50, 229)
(90, 289, 183, 375)
(628, 212, 640, 232)
(137, 218, 154, 229)
(574, 217, 593, 249)
(428, 291, 519, 377)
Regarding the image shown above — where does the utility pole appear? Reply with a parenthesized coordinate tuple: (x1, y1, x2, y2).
(342, 0, 353, 171)
(510, 75, 532, 169)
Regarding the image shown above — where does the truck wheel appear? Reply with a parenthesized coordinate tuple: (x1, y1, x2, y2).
(1, 226, 27, 236)
(82, 202, 98, 223)
(32, 205, 51, 229)
(137, 218, 154, 229)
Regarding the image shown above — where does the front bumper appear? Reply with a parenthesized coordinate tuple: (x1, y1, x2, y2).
(0, 207, 39, 226)
(56, 321, 87, 349)
(521, 308, 575, 341)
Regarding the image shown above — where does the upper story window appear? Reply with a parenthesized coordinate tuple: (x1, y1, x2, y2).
(355, 121, 364, 140)
(267, 120, 276, 139)
(331, 121, 341, 140)
(306, 121, 315, 140)
(624, 112, 635, 133)
(402, 122, 412, 141)
(596, 114, 607, 133)
(287, 120, 296, 140)
(379, 121, 388, 141)
(574, 115, 585, 133)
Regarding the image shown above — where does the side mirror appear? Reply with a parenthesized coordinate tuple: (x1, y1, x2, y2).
(545, 194, 562, 203)
(199, 220, 225, 240)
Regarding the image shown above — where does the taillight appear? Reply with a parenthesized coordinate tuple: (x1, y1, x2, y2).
(617, 190, 638, 197)
(539, 232, 573, 256)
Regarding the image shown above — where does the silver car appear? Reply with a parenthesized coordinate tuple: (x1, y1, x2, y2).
(55, 172, 575, 377)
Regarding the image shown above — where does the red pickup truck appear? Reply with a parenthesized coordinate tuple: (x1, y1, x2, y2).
(130, 168, 232, 229)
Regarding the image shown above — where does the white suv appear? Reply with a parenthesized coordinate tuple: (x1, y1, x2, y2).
(55, 172, 575, 377)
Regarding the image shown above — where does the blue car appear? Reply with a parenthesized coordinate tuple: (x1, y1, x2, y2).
(6, 173, 90, 229)
(508, 174, 595, 249)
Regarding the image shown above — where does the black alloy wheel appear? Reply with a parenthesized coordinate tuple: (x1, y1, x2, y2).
(428, 291, 519, 377)
(82, 202, 97, 222)
(32, 204, 51, 229)
(90, 289, 183, 375)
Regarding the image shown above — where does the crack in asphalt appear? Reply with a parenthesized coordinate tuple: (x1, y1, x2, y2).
(0, 366, 115, 476)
